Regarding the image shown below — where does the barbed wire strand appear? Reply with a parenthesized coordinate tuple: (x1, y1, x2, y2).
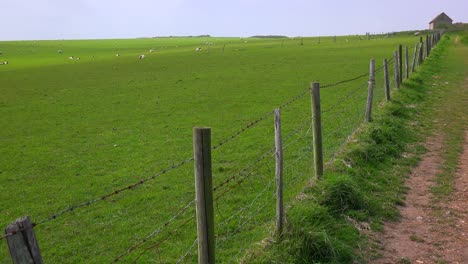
(112, 199, 196, 263)
(33, 157, 195, 228)
(322, 80, 370, 114)
(321, 72, 369, 88)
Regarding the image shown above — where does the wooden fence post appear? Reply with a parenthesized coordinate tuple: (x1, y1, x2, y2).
(411, 43, 418, 73)
(193, 127, 215, 264)
(394, 51, 400, 88)
(365, 59, 376, 122)
(398, 44, 403, 84)
(405, 46, 409, 79)
(383, 59, 390, 101)
(5, 216, 43, 264)
(274, 108, 284, 235)
(310, 83, 323, 179)
(419, 42, 424, 65)
(426, 35, 431, 56)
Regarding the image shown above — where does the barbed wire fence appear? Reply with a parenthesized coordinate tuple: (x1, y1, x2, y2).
(1, 32, 442, 263)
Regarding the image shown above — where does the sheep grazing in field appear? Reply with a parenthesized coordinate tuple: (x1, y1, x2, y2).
(58, 50, 63, 54)
(76, 57, 80, 60)
(138, 54, 145, 59)
(195, 47, 202, 51)
(149, 49, 155, 53)
(116, 53, 120, 57)
(2, 61, 8, 65)
(68, 56, 74, 60)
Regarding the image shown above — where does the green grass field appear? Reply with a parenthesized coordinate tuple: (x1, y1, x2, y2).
(0, 35, 420, 263)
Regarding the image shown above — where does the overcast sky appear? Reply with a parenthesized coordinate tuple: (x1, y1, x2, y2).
(2, 0, 467, 40)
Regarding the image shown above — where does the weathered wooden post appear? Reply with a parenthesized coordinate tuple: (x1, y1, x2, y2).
(419, 42, 424, 65)
(405, 46, 409, 79)
(274, 108, 284, 235)
(365, 59, 376, 122)
(5, 216, 43, 264)
(398, 44, 403, 84)
(426, 35, 431, 56)
(411, 43, 418, 73)
(383, 59, 390, 101)
(310, 83, 323, 179)
(394, 51, 400, 88)
(193, 127, 215, 264)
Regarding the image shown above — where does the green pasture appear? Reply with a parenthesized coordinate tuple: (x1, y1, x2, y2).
(0, 34, 419, 263)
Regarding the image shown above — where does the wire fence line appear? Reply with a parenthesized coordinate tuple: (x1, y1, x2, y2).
(0, 66, 384, 239)
(2, 33, 442, 263)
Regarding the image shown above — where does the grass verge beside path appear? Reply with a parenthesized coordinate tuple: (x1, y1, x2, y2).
(247, 32, 467, 263)
(427, 34, 468, 201)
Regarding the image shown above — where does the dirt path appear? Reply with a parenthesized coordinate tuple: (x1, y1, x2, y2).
(375, 131, 468, 264)
(376, 56, 468, 264)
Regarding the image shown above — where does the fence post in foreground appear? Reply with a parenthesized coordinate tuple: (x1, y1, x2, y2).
(5, 216, 43, 264)
(405, 46, 409, 80)
(394, 51, 400, 88)
(411, 43, 418, 73)
(383, 59, 390, 101)
(274, 108, 284, 235)
(310, 83, 323, 179)
(398, 44, 403, 84)
(193, 127, 215, 264)
(365, 59, 376, 122)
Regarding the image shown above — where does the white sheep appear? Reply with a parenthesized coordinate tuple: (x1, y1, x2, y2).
(2, 61, 8, 65)
(138, 54, 145, 59)
(58, 50, 63, 54)
(116, 53, 120, 57)
(68, 56, 74, 60)
(195, 47, 202, 51)
(76, 57, 80, 60)
(149, 49, 155, 53)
